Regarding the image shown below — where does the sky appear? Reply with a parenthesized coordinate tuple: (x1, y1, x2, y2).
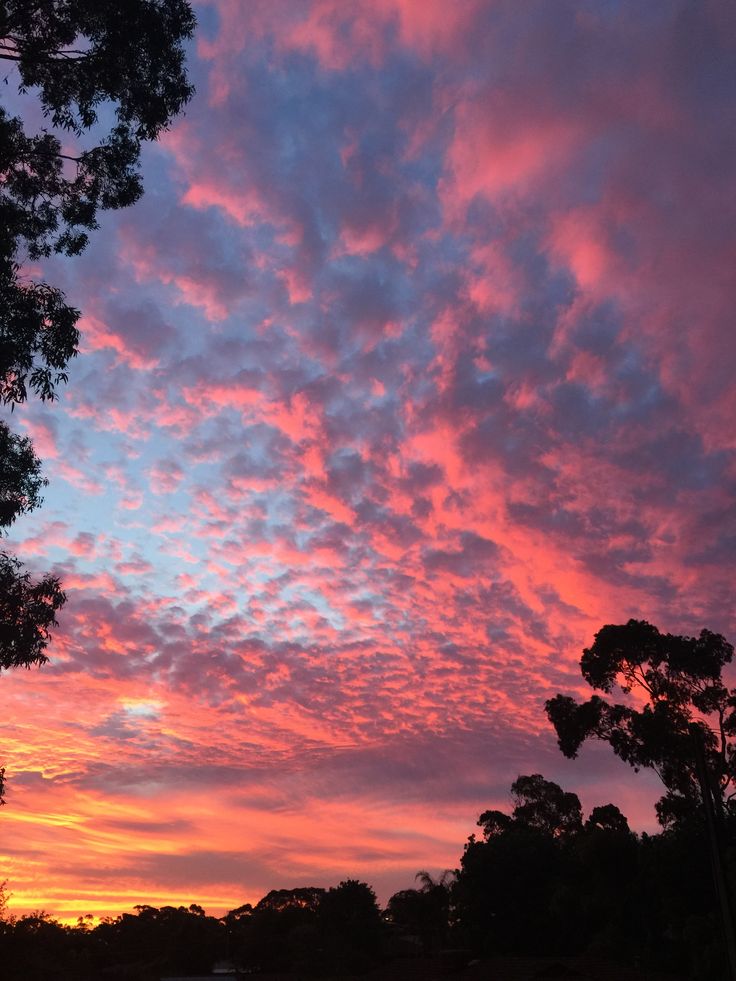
(3, 0, 736, 920)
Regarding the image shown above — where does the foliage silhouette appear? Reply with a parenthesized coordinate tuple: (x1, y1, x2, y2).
(0, 550, 65, 673)
(455, 777, 571, 956)
(453, 772, 727, 978)
(317, 879, 385, 974)
(0, 421, 65, 800)
(545, 619, 736, 826)
(1, 0, 195, 404)
(386, 870, 453, 956)
(0, 784, 731, 980)
(91, 903, 222, 978)
(509, 772, 584, 838)
(209, 881, 385, 977)
(0, 420, 46, 527)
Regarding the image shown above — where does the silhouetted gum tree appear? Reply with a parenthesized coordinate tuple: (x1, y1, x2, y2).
(585, 802, 631, 834)
(545, 619, 736, 826)
(509, 773, 583, 837)
(454, 773, 632, 958)
(0, 421, 65, 801)
(0, 422, 66, 653)
(478, 774, 583, 841)
(0, 244, 80, 405)
(1, 0, 195, 403)
(0, 551, 64, 673)
(0, 420, 45, 526)
(317, 879, 385, 973)
(225, 887, 326, 974)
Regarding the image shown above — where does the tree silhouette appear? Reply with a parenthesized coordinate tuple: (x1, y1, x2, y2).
(415, 869, 455, 892)
(89, 903, 223, 979)
(224, 888, 326, 974)
(585, 802, 630, 834)
(454, 774, 645, 960)
(0, 421, 46, 527)
(1, 0, 196, 403)
(0, 854, 729, 980)
(0, 551, 64, 673)
(545, 619, 736, 826)
(0, 421, 65, 801)
(386, 870, 453, 956)
(318, 879, 385, 974)
(509, 773, 584, 837)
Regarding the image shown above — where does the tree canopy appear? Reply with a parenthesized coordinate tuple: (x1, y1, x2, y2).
(0, 422, 64, 676)
(509, 772, 584, 838)
(0, 421, 65, 801)
(0, 421, 46, 526)
(453, 773, 640, 961)
(0, 780, 730, 981)
(545, 619, 736, 826)
(1, 0, 196, 403)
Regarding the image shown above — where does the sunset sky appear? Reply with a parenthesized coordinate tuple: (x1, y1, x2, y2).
(3, 0, 736, 920)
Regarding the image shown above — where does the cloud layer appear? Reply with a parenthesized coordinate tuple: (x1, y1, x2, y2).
(2, 0, 735, 918)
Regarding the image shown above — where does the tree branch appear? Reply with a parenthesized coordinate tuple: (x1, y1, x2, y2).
(0, 41, 89, 63)
(632, 664, 655, 698)
(19, 148, 87, 163)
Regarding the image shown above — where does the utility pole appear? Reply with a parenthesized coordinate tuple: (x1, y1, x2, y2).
(689, 722, 736, 981)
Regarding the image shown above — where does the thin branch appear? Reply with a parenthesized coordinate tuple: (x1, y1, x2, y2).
(650, 761, 665, 785)
(3, 36, 89, 56)
(632, 665, 655, 698)
(718, 706, 727, 768)
(19, 148, 87, 163)
(0, 41, 89, 63)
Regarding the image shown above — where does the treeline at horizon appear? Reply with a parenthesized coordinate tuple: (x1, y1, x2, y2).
(0, 771, 729, 981)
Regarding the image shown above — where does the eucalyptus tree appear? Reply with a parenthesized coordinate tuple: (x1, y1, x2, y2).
(546, 619, 736, 826)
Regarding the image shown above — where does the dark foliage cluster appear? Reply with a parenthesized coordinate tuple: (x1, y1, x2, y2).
(1, 0, 195, 404)
(0, 879, 386, 980)
(0, 777, 731, 981)
(453, 774, 730, 981)
(0, 621, 734, 978)
(0, 419, 64, 800)
(546, 620, 736, 827)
